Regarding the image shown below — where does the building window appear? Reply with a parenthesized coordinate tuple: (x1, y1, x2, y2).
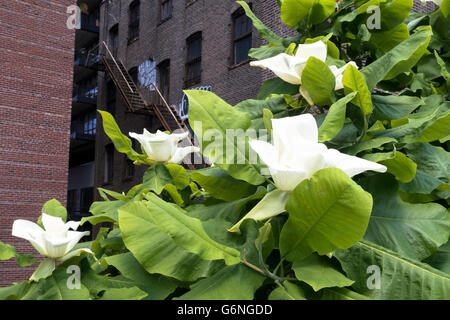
(104, 144, 114, 184)
(160, 0, 173, 22)
(110, 24, 119, 57)
(83, 111, 97, 136)
(80, 187, 93, 214)
(123, 156, 135, 180)
(158, 60, 170, 102)
(232, 7, 253, 65)
(128, 0, 140, 43)
(106, 80, 116, 115)
(185, 32, 202, 88)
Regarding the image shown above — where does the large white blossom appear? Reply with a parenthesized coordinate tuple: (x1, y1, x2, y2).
(12, 213, 90, 261)
(129, 129, 200, 164)
(250, 114, 387, 192)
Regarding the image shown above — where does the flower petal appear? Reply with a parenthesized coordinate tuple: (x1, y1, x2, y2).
(249, 140, 279, 169)
(42, 213, 67, 235)
(169, 146, 200, 164)
(12, 220, 48, 256)
(295, 41, 327, 62)
(43, 235, 71, 259)
(272, 114, 319, 154)
(270, 165, 309, 192)
(129, 131, 153, 156)
(323, 149, 387, 177)
(250, 53, 304, 85)
(64, 231, 91, 256)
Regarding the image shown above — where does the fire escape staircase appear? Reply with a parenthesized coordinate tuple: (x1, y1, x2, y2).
(100, 42, 200, 168)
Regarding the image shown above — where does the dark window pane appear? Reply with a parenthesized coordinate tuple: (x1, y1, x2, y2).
(129, 1, 140, 40)
(80, 187, 93, 213)
(234, 35, 252, 64)
(158, 60, 170, 101)
(161, 0, 173, 21)
(105, 144, 114, 183)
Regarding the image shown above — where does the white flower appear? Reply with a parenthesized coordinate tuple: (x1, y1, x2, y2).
(250, 114, 387, 192)
(228, 114, 387, 233)
(250, 41, 328, 85)
(12, 214, 90, 261)
(129, 129, 200, 164)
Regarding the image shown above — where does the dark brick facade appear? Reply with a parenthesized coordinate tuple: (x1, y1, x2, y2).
(0, 0, 75, 286)
(94, 0, 294, 195)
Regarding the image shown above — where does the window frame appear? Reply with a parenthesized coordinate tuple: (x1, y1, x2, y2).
(160, 0, 173, 23)
(231, 6, 253, 66)
(158, 59, 171, 102)
(184, 32, 202, 88)
(109, 24, 119, 57)
(128, 0, 140, 44)
(104, 143, 114, 184)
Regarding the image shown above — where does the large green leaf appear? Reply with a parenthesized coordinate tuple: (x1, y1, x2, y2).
(280, 168, 373, 261)
(425, 240, 450, 275)
(343, 64, 373, 115)
(301, 57, 336, 106)
(235, 97, 290, 130)
(0, 281, 29, 300)
(281, 0, 335, 27)
(371, 23, 410, 53)
(335, 241, 450, 299)
(378, 0, 412, 30)
(363, 151, 417, 183)
(139, 163, 173, 194)
(191, 167, 257, 201)
(361, 26, 433, 91)
(186, 90, 265, 185)
(292, 254, 354, 291)
(119, 201, 224, 282)
(345, 137, 397, 156)
(186, 187, 266, 223)
(144, 193, 241, 265)
(318, 92, 358, 142)
(81, 199, 125, 225)
(257, 77, 300, 100)
(319, 287, 371, 300)
(372, 95, 424, 120)
(98, 110, 141, 161)
(361, 174, 450, 261)
(38, 199, 67, 228)
(175, 264, 265, 300)
(104, 252, 177, 300)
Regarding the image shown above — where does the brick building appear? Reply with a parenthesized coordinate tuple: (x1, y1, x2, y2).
(0, 0, 75, 286)
(94, 0, 294, 196)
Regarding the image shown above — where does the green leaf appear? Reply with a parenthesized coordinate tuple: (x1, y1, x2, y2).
(98, 110, 141, 161)
(269, 282, 307, 300)
(0, 241, 36, 267)
(0, 281, 29, 300)
(29, 258, 56, 282)
(363, 151, 417, 183)
(361, 174, 450, 261)
(361, 26, 433, 91)
(237, 1, 283, 45)
(335, 241, 450, 299)
(345, 137, 397, 156)
(292, 254, 354, 291)
(166, 164, 190, 189)
(235, 97, 290, 130)
(257, 78, 300, 100)
(372, 95, 424, 121)
(191, 167, 257, 201)
(186, 90, 265, 185)
(228, 189, 290, 233)
(280, 168, 373, 261)
(424, 241, 450, 275)
(38, 199, 67, 227)
(301, 57, 336, 106)
(104, 252, 177, 300)
(99, 287, 148, 300)
(371, 23, 410, 53)
(281, 0, 335, 27)
(81, 199, 124, 226)
(318, 92, 358, 142)
(144, 193, 241, 265)
(378, 0, 413, 31)
(186, 187, 266, 223)
(176, 264, 264, 300)
(343, 64, 373, 115)
(140, 163, 173, 194)
(119, 201, 225, 281)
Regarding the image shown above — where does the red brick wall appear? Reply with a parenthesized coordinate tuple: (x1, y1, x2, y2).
(0, 0, 75, 287)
